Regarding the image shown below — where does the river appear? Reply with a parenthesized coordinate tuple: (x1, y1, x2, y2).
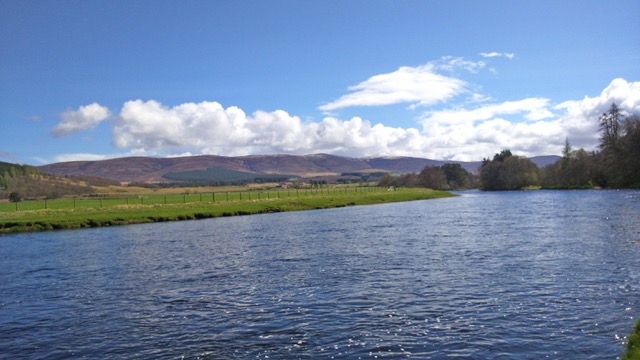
(1, 190, 639, 359)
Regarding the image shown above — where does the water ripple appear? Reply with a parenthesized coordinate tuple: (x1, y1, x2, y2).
(1, 190, 639, 358)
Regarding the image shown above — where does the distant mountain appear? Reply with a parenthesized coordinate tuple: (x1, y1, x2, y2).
(38, 154, 371, 183)
(363, 157, 482, 173)
(38, 154, 561, 183)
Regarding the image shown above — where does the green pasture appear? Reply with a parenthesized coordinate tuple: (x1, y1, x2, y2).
(0, 187, 454, 233)
(0, 187, 381, 212)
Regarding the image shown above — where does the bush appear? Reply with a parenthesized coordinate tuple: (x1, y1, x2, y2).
(8, 192, 21, 202)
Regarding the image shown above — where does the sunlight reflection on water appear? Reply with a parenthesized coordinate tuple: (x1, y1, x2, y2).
(1, 190, 639, 358)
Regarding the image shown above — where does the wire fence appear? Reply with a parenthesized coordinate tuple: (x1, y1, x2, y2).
(0, 186, 387, 212)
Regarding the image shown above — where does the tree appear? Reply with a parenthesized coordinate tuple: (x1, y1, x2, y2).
(378, 173, 395, 187)
(542, 144, 595, 189)
(561, 137, 572, 170)
(9, 192, 21, 202)
(621, 114, 640, 187)
(599, 103, 624, 153)
(598, 103, 629, 186)
(418, 166, 448, 190)
(480, 150, 539, 190)
(441, 163, 470, 189)
(595, 104, 640, 187)
(493, 149, 513, 162)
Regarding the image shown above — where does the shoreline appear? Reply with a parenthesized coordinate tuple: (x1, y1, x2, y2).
(0, 188, 454, 234)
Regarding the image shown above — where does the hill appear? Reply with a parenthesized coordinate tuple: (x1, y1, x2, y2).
(38, 154, 560, 184)
(1, 161, 120, 200)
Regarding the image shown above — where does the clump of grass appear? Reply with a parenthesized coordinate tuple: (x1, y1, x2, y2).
(623, 318, 640, 360)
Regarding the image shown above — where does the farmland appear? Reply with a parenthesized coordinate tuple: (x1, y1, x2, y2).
(0, 187, 454, 233)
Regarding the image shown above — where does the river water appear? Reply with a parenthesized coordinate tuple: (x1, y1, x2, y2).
(1, 190, 639, 359)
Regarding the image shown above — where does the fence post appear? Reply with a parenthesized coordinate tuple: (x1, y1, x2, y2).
(44, 199, 47, 210)
(212, 192, 215, 202)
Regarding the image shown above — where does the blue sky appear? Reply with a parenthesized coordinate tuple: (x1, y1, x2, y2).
(1, 0, 639, 165)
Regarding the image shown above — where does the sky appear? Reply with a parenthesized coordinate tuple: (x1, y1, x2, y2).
(1, 0, 639, 165)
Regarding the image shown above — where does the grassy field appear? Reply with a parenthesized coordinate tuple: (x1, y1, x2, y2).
(0, 187, 454, 234)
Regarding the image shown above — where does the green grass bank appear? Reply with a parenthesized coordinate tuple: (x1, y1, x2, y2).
(624, 319, 640, 360)
(0, 188, 454, 234)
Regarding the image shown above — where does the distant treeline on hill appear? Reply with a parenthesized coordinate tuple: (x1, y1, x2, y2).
(1, 160, 127, 200)
(162, 166, 295, 185)
(0, 161, 100, 199)
(0, 161, 39, 182)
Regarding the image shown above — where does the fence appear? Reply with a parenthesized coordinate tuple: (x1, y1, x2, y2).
(0, 187, 384, 212)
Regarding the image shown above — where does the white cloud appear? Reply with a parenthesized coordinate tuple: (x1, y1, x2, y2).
(415, 78, 640, 161)
(51, 103, 111, 137)
(318, 59, 475, 112)
(50, 78, 640, 164)
(480, 52, 515, 59)
(554, 77, 640, 148)
(421, 98, 554, 127)
(433, 56, 486, 73)
(108, 99, 427, 157)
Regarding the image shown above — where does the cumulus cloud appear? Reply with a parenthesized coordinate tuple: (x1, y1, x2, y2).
(51, 103, 111, 137)
(51, 78, 640, 163)
(480, 52, 515, 59)
(415, 78, 640, 160)
(553, 78, 640, 147)
(107, 99, 426, 157)
(318, 58, 485, 112)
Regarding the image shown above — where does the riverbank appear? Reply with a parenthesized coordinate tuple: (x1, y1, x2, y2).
(623, 318, 640, 359)
(0, 188, 454, 234)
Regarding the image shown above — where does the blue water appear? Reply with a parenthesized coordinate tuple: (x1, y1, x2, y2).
(1, 190, 639, 359)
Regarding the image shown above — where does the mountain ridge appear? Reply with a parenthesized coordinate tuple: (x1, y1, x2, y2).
(38, 154, 560, 183)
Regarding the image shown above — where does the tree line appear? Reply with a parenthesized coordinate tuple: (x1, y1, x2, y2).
(378, 163, 476, 190)
(378, 103, 640, 191)
(541, 103, 639, 189)
(478, 104, 640, 190)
